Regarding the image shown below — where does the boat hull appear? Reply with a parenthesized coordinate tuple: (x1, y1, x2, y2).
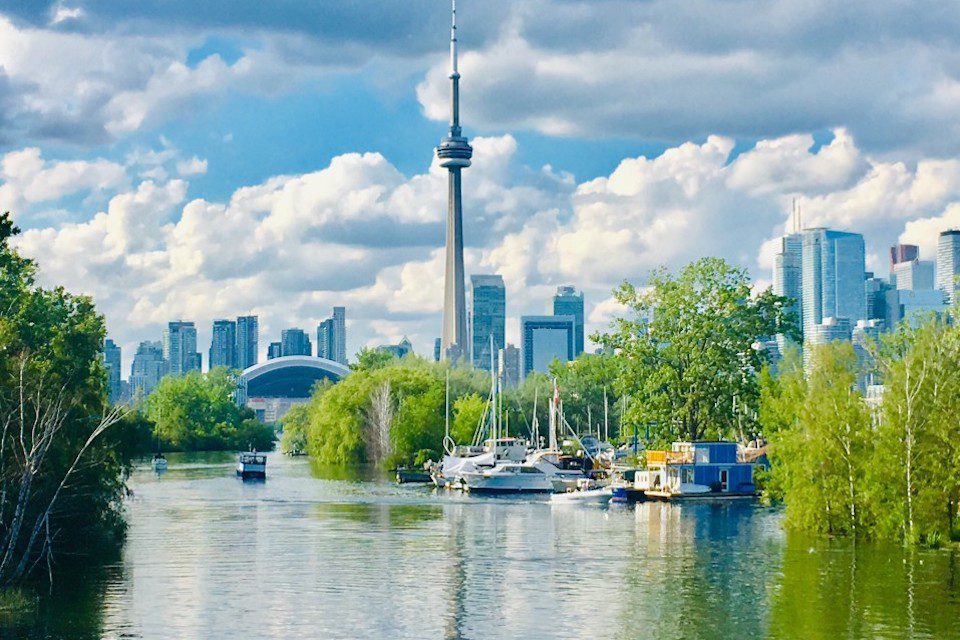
(462, 474, 554, 494)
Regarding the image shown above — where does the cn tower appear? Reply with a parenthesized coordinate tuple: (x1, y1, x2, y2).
(437, 0, 472, 362)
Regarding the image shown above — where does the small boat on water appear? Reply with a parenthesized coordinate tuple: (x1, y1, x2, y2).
(237, 451, 267, 479)
(152, 452, 168, 472)
(396, 467, 433, 484)
(551, 478, 613, 504)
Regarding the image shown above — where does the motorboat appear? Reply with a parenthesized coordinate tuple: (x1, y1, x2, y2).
(237, 451, 267, 479)
(551, 478, 613, 504)
(152, 452, 168, 473)
(460, 462, 554, 494)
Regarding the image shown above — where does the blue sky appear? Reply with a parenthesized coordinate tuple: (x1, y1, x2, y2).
(3, 0, 960, 373)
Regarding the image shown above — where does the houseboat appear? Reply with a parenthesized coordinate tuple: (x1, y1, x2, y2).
(237, 451, 267, 479)
(626, 441, 763, 500)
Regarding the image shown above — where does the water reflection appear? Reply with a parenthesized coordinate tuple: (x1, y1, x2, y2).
(3, 454, 960, 639)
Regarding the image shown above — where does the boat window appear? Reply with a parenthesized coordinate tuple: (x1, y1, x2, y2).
(520, 467, 543, 474)
(682, 468, 693, 483)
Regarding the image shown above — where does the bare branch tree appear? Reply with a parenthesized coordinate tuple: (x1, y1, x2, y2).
(364, 381, 394, 465)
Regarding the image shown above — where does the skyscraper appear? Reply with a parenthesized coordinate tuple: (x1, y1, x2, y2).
(498, 344, 520, 388)
(437, 1, 472, 362)
(553, 285, 585, 356)
(280, 328, 311, 357)
(892, 259, 935, 291)
(236, 315, 259, 370)
(163, 321, 200, 376)
(317, 307, 347, 364)
(865, 273, 892, 322)
(209, 319, 237, 369)
(937, 229, 960, 305)
(773, 233, 803, 347)
(130, 340, 165, 398)
(267, 342, 282, 360)
(890, 243, 919, 271)
(801, 228, 866, 342)
(471, 274, 506, 370)
(520, 315, 575, 378)
(103, 339, 121, 403)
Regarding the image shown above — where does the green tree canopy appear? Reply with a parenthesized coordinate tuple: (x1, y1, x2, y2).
(146, 367, 274, 452)
(600, 257, 796, 444)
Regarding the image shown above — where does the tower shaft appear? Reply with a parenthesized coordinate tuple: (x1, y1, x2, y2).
(437, 0, 472, 362)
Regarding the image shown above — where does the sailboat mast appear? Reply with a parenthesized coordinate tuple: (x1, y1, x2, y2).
(445, 370, 450, 442)
(603, 387, 609, 442)
(489, 335, 497, 457)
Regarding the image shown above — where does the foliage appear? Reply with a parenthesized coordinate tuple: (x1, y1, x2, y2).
(870, 317, 960, 545)
(351, 348, 395, 373)
(549, 352, 623, 441)
(600, 257, 796, 444)
(279, 404, 310, 455)
(146, 367, 274, 452)
(0, 212, 132, 587)
(451, 393, 486, 445)
(766, 342, 872, 536)
(762, 313, 960, 545)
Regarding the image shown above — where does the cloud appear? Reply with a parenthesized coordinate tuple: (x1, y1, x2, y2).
(417, 0, 960, 156)
(13, 130, 960, 373)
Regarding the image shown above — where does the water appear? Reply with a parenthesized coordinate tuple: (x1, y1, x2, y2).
(5, 451, 960, 639)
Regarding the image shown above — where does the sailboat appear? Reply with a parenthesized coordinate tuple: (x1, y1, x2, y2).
(430, 338, 527, 489)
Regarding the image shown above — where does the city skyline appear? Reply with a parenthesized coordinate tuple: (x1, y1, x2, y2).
(7, 2, 960, 376)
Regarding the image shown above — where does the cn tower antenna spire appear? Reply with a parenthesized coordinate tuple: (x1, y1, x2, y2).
(451, 0, 458, 77)
(437, 0, 472, 363)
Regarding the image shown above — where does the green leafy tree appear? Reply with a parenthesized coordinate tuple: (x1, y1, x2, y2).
(279, 404, 310, 455)
(767, 342, 872, 536)
(600, 257, 795, 444)
(451, 393, 486, 444)
(871, 317, 960, 544)
(146, 367, 273, 451)
(549, 353, 623, 440)
(0, 212, 132, 587)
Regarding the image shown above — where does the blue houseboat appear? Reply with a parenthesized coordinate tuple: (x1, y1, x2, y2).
(633, 441, 763, 500)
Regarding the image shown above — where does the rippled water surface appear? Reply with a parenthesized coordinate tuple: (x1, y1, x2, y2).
(6, 451, 960, 639)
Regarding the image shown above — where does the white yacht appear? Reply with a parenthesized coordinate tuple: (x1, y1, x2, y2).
(461, 462, 554, 494)
(237, 451, 267, 479)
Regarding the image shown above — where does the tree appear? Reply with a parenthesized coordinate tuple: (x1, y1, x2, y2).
(872, 317, 960, 544)
(451, 393, 486, 445)
(364, 381, 394, 464)
(549, 353, 623, 440)
(146, 367, 274, 451)
(0, 212, 132, 587)
(766, 342, 872, 536)
(600, 257, 795, 444)
(279, 404, 310, 455)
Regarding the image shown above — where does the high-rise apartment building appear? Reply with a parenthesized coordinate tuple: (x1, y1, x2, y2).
(470, 275, 506, 370)
(865, 274, 892, 322)
(209, 319, 237, 369)
(498, 344, 520, 388)
(267, 342, 282, 360)
(130, 341, 165, 399)
(316, 307, 347, 364)
(520, 315, 575, 378)
(163, 321, 200, 376)
(377, 337, 413, 359)
(801, 229, 866, 343)
(434, 338, 442, 362)
(280, 328, 312, 357)
(892, 259, 935, 291)
(773, 233, 803, 347)
(937, 230, 960, 305)
(103, 339, 122, 403)
(553, 285, 585, 356)
(236, 315, 259, 370)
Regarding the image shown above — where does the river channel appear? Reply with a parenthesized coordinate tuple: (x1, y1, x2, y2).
(5, 451, 960, 639)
